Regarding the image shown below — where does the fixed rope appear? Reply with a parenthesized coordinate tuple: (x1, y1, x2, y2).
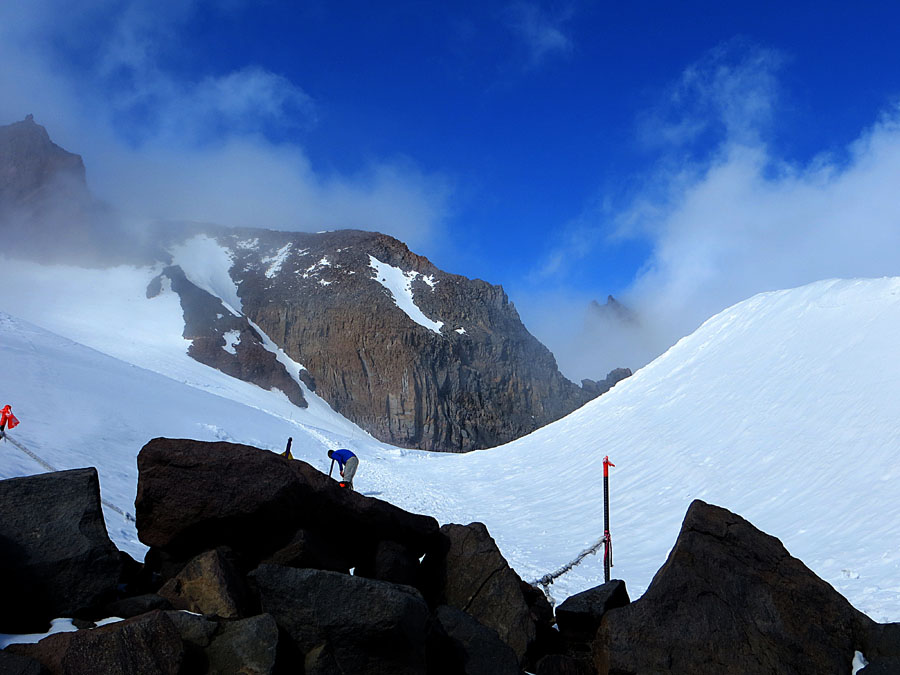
(2, 433, 136, 523)
(530, 533, 609, 605)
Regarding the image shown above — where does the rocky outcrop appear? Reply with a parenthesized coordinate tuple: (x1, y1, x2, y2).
(581, 368, 632, 396)
(3, 445, 899, 675)
(594, 499, 874, 674)
(0, 468, 122, 632)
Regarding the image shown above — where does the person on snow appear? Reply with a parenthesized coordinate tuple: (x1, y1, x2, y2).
(0, 404, 19, 439)
(327, 448, 359, 490)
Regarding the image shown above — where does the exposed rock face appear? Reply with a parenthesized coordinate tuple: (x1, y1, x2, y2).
(0, 468, 122, 632)
(595, 500, 873, 675)
(177, 226, 595, 451)
(147, 265, 309, 407)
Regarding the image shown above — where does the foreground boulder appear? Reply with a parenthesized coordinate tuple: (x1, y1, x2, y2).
(595, 499, 872, 674)
(157, 547, 252, 618)
(556, 579, 629, 648)
(423, 522, 536, 665)
(135, 438, 439, 570)
(7, 611, 183, 675)
(251, 564, 430, 674)
(0, 468, 122, 632)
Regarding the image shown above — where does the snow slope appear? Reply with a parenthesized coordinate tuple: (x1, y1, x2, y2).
(1, 260, 899, 623)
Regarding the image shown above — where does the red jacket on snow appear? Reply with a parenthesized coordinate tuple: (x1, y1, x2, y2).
(1, 405, 19, 430)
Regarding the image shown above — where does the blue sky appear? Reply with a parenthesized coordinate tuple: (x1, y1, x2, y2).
(2, 1, 900, 378)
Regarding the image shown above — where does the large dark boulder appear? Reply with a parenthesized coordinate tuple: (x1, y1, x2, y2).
(135, 438, 439, 568)
(6, 611, 183, 675)
(432, 605, 520, 675)
(556, 579, 629, 647)
(595, 500, 873, 674)
(422, 522, 536, 665)
(0, 468, 123, 632)
(251, 564, 430, 674)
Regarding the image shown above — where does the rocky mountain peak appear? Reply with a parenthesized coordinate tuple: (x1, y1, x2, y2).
(0, 115, 87, 208)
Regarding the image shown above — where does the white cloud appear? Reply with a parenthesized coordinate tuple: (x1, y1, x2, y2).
(527, 43, 900, 381)
(0, 1, 448, 247)
(505, 2, 574, 65)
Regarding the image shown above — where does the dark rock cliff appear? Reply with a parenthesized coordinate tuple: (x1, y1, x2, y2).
(191, 227, 595, 451)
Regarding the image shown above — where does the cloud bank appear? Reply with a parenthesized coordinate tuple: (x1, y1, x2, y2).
(528, 43, 900, 381)
(0, 1, 449, 248)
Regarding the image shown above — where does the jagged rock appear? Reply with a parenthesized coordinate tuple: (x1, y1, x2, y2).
(261, 527, 350, 573)
(251, 564, 430, 674)
(432, 605, 520, 675)
(7, 610, 183, 675)
(0, 650, 48, 675)
(355, 539, 420, 587)
(581, 367, 632, 396)
(595, 500, 873, 674)
(135, 438, 439, 568)
(556, 579, 629, 646)
(205, 614, 280, 675)
(0, 468, 122, 632)
(422, 522, 536, 665)
(157, 547, 252, 618)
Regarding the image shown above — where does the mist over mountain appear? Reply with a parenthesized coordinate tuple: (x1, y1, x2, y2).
(0, 116, 630, 451)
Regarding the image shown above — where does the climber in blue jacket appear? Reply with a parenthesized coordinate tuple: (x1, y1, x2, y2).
(327, 448, 359, 490)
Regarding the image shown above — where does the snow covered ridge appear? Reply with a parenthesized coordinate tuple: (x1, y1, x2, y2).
(369, 255, 444, 333)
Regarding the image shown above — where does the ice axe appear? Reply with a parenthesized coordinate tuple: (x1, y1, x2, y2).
(603, 455, 615, 582)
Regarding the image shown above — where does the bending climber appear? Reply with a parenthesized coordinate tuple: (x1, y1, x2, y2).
(327, 448, 358, 490)
(0, 404, 19, 440)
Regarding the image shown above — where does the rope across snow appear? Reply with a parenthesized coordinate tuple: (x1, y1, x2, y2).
(531, 532, 610, 604)
(2, 433, 136, 523)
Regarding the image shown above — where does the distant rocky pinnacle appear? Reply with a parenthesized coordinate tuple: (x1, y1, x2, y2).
(0, 115, 87, 208)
